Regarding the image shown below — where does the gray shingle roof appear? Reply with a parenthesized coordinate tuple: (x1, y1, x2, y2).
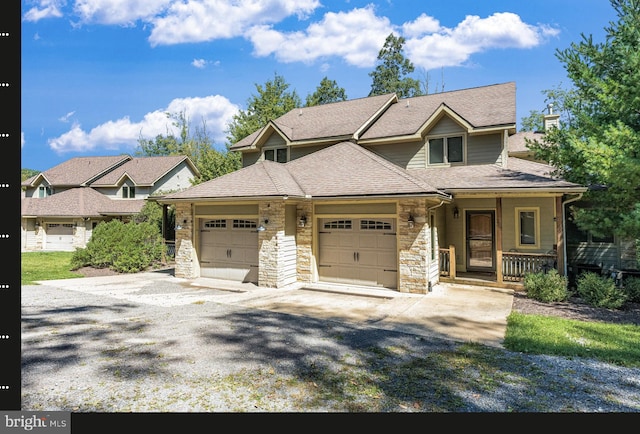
(360, 82, 516, 140)
(21, 155, 131, 187)
(411, 157, 583, 191)
(21, 187, 145, 217)
(90, 155, 195, 186)
(230, 93, 397, 150)
(163, 141, 446, 201)
(508, 131, 545, 155)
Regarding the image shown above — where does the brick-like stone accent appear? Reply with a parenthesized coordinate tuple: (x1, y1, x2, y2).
(397, 198, 430, 294)
(258, 201, 284, 287)
(296, 203, 313, 283)
(174, 203, 196, 278)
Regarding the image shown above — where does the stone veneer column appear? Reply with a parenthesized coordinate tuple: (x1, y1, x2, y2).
(173, 202, 196, 278)
(397, 198, 429, 294)
(258, 201, 285, 287)
(296, 203, 313, 284)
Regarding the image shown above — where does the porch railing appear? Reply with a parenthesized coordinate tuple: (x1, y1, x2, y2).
(439, 246, 556, 282)
(501, 251, 556, 281)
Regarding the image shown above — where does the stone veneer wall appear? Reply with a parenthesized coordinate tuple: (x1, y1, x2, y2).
(173, 202, 196, 278)
(296, 202, 313, 284)
(397, 198, 430, 294)
(258, 201, 285, 287)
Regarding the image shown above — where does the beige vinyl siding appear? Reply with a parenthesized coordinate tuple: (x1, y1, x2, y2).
(428, 116, 465, 136)
(467, 133, 502, 165)
(195, 204, 258, 216)
(277, 205, 298, 287)
(152, 163, 196, 193)
(501, 197, 556, 252)
(315, 202, 396, 216)
(290, 144, 328, 161)
(264, 134, 286, 148)
(364, 141, 423, 169)
(241, 151, 261, 167)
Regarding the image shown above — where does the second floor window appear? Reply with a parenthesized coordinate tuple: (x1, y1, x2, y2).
(264, 147, 288, 163)
(122, 186, 135, 198)
(38, 186, 51, 198)
(428, 136, 463, 165)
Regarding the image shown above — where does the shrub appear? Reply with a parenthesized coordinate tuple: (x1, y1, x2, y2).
(523, 269, 569, 302)
(623, 277, 640, 303)
(576, 272, 627, 309)
(70, 219, 164, 273)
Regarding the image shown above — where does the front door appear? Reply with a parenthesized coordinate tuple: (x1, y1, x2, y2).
(466, 210, 495, 271)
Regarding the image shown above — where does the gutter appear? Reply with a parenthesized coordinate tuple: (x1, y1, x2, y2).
(562, 192, 584, 276)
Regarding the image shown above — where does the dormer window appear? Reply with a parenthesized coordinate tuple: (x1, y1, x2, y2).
(122, 185, 136, 198)
(38, 186, 51, 198)
(264, 147, 288, 163)
(428, 135, 464, 165)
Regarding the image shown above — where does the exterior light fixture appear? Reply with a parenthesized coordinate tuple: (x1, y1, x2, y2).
(257, 218, 269, 232)
(408, 214, 415, 228)
(299, 215, 307, 227)
(453, 207, 460, 219)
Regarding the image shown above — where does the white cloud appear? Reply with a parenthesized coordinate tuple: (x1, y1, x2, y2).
(73, 0, 172, 25)
(404, 12, 559, 70)
(401, 13, 441, 38)
(23, 1, 557, 72)
(247, 5, 394, 68)
(22, 0, 65, 22)
(192, 58, 207, 69)
(58, 111, 76, 123)
(48, 95, 239, 154)
(147, 0, 321, 46)
(21, 132, 25, 148)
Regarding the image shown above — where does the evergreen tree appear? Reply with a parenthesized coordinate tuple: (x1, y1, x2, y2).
(305, 77, 347, 106)
(527, 0, 640, 239)
(368, 33, 423, 98)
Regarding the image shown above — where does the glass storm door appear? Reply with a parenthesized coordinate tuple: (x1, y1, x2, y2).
(466, 211, 495, 271)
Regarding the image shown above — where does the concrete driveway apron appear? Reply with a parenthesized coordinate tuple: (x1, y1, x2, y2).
(33, 271, 515, 347)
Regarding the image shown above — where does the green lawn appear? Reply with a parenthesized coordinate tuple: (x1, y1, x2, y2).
(21, 251, 84, 285)
(21, 251, 640, 367)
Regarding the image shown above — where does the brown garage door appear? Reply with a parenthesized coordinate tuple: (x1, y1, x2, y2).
(199, 219, 259, 283)
(318, 218, 397, 288)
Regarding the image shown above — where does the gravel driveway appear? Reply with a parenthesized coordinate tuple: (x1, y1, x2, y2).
(21, 273, 640, 413)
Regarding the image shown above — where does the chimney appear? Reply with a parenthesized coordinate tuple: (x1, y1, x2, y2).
(543, 103, 560, 131)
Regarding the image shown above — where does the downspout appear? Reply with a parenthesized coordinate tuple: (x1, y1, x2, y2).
(426, 199, 447, 292)
(562, 192, 584, 276)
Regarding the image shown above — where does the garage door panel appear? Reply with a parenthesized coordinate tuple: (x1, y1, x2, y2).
(45, 223, 74, 251)
(318, 218, 397, 288)
(199, 219, 258, 283)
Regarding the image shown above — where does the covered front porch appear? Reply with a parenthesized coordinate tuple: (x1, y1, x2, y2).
(438, 245, 557, 290)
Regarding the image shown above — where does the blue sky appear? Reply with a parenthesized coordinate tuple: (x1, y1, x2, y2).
(20, 0, 617, 172)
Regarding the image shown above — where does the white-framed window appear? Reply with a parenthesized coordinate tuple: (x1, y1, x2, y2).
(515, 207, 540, 249)
(264, 147, 288, 163)
(122, 185, 136, 198)
(428, 135, 464, 165)
(38, 185, 51, 198)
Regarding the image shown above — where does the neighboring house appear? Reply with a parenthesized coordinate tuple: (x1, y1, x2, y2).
(508, 105, 640, 282)
(159, 82, 587, 293)
(21, 154, 199, 252)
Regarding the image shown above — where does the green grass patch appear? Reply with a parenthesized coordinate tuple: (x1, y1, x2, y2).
(21, 251, 84, 285)
(504, 311, 640, 368)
